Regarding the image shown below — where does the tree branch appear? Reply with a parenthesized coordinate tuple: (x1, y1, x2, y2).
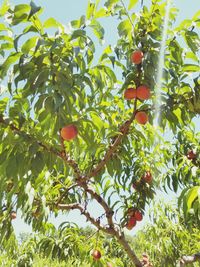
(57, 203, 114, 234)
(0, 114, 81, 177)
(57, 202, 142, 267)
(85, 63, 142, 181)
(86, 96, 138, 180)
(114, 230, 142, 267)
(79, 182, 114, 226)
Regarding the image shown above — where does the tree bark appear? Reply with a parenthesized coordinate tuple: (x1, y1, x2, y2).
(114, 230, 142, 267)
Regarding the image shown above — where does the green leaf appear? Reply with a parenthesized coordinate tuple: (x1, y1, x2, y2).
(186, 186, 199, 211)
(31, 152, 45, 174)
(185, 31, 200, 54)
(182, 64, 200, 73)
(117, 19, 132, 37)
(90, 111, 104, 131)
(71, 29, 86, 40)
(94, 8, 108, 18)
(0, 53, 21, 79)
(0, 0, 10, 17)
(43, 18, 64, 32)
(170, 40, 183, 65)
(6, 156, 17, 178)
(14, 25, 39, 52)
(12, 4, 30, 25)
(128, 0, 138, 10)
(0, 23, 9, 32)
(86, 2, 95, 19)
(21, 36, 39, 54)
(104, 0, 118, 9)
(28, 1, 41, 20)
(89, 19, 105, 41)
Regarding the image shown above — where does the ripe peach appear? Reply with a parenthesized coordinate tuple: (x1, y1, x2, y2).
(135, 111, 148, 125)
(131, 50, 143, 64)
(136, 85, 151, 100)
(60, 124, 78, 141)
(126, 216, 136, 230)
(187, 150, 196, 160)
(143, 171, 152, 183)
(92, 249, 101, 260)
(134, 210, 143, 221)
(124, 88, 137, 100)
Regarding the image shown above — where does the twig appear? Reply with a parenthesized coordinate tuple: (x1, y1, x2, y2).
(120, 0, 135, 28)
(79, 182, 114, 227)
(56, 183, 79, 205)
(57, 203, 114, 234)
(0, 114, 81, 178)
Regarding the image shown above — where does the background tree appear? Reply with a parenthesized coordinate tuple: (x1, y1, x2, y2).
(0, 202, 199, 266)
(133, 202, 200, 266)
(0, 0, 199, 266)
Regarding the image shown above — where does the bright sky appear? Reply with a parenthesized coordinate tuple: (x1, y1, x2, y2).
(7, 0, 200, 237)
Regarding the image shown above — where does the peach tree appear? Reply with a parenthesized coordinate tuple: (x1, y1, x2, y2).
(0, 0, 199, 266)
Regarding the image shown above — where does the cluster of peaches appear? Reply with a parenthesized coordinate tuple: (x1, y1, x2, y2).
(126, 171, 152, 231)
(60, 51, 150, 141)
(124, 50, 150, 125)
(126, 208, 143, 230)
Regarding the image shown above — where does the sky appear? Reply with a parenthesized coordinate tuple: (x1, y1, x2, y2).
(5, 0, 200, 237)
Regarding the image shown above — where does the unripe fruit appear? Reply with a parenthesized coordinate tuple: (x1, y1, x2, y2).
(10, 211, 17, 220)
(134, 210, 143, 221)
(135, 111, 148, 125)
(92, 249, 101, 260)
(107, 262, 113, 267)
(187, 150, 196, 160)
(143, 171, 152, 183)
(126, 216, 136, 230)
(124, 88, 137, 100)
(131, 50, 143, 64)
(137, 85, 151, 100)
(60, 124, 78, 141)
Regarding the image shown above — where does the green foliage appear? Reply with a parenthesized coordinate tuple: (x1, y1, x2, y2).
(1, 205, 200, 267)
(0, 0, 200, 264)
(133, 202, 200, 266)
(0, 225, 128, 267)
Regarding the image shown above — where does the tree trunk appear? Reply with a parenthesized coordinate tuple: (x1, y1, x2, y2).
(114, 230, 142, 267)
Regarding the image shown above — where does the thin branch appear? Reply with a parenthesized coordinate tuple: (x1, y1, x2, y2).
(57, 203, 114, 234)
(86, 71, 141, 181)
(80, 182, 114, 226)
(120, 0, 135, 28)
(56, 183, 79, 205)
(114, 230, 142, 267)
(0, 114, 81, 178)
